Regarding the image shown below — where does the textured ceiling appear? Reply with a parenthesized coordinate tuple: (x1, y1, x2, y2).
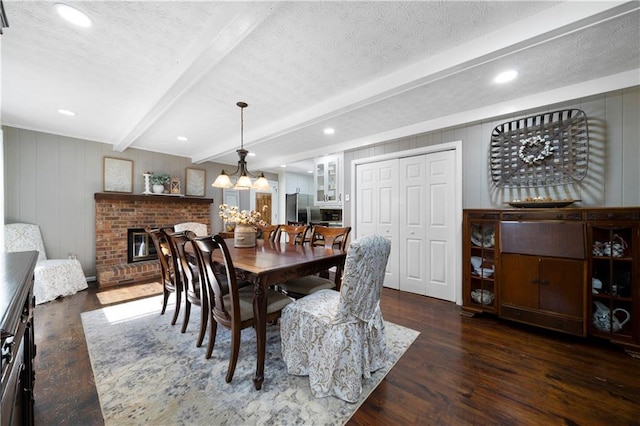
(2, 1, 639, 174)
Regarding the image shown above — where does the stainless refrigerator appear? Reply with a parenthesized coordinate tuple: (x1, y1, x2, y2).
(285, 193, 321, 224)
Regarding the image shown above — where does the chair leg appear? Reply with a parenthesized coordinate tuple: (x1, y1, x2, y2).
(196, 299, 208, 347)
(161, 288, 170, 315)
(181, 301, 191, 333)
(205, 314, 218, 359)
(171, 289, 181, 326)
(226, 328, 242, 383)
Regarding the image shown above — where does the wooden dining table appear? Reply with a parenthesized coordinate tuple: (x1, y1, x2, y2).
(219, 238, 346, 390)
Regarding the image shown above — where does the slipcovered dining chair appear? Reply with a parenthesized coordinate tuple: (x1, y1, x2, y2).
(174, 222, 208, 236)
(164, 230, 207, 346)
(280, 234, 391, 402)
(4, 223, 88, 304)
(275, 225, 351, 299)
(147, 227, 182, 325)
(190, 234, 292, 382)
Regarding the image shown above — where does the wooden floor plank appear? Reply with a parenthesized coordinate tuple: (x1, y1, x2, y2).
(32, 283, 640, 425)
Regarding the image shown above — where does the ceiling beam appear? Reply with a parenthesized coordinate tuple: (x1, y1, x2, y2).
(113, 2, 277, 152)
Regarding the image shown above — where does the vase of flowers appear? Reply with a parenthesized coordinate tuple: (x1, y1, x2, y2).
(219, 204, 268, 248)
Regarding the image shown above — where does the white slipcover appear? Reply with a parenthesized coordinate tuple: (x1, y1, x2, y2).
(280, 234, 391, 402)
(4, 223, 88, 304)
(173, 222, 208, 236)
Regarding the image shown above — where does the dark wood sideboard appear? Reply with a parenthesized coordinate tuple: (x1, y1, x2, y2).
(462, 208, 639, 356)
(1, 252, 37, 426)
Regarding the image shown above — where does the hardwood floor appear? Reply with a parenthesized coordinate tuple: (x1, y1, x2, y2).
(33, 282, 639, 425)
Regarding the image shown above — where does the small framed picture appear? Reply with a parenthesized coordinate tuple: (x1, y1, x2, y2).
(185, 168, 206, 197)
(103, 157, 133, 193)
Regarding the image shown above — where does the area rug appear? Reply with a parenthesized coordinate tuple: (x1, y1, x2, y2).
(81, 295, 419, 426)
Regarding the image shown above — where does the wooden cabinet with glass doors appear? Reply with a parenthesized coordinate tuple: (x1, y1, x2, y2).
(314, 154, 343, 206)
(462, 207, 640, 356)
(462, 210, 500, 316)
(586, 209, 639, 356)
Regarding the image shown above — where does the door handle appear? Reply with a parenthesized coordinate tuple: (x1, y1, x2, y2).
(531, 278, 539, 284)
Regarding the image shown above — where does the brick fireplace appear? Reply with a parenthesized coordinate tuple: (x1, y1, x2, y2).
(94, 193, 213, 288)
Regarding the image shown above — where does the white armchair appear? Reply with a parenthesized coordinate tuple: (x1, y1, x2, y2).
(173, 222, 208, 236)
(4, 223, 88, 304)
(280, 234, 391, 402)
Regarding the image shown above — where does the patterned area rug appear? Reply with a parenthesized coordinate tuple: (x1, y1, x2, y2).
(81, 296, 420, 425)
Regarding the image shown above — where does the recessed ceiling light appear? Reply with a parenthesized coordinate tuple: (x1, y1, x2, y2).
(248, 152, 256, 157)
(280, 165, 287, 168)
(324, 127, 335, 135)
(307, 170, 313, 174)
(54, 3, 93, 28)
(58, 109, 76, 116)
(494, 69, 518, 84)
(177, 136, 188, 141)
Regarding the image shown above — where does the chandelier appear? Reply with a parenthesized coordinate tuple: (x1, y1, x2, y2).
(212, 101, 269, 190)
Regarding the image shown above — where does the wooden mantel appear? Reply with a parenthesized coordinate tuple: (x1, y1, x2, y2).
(94, 192, 213, 287)
(94, 192, 213, 204)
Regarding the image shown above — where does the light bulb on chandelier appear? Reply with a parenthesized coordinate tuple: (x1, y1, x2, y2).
(212, 101, 270, 191)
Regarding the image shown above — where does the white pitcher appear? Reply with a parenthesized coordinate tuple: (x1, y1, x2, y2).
(592, 301, 630, 333)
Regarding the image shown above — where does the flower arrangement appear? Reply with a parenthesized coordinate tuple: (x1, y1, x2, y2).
(218, 204, 268, 228)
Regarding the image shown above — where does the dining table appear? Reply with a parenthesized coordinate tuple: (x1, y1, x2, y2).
(219, 238, 346, 390)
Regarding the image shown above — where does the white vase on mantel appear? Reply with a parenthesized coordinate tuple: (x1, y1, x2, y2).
(152, 184, 165, 194)
(234, 224, 257, 248)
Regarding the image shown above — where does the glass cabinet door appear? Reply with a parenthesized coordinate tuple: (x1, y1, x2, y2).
(315, 162, 326, 204)
(325, 158, 338, 203)
(589, 225, 634, 340)
(467, 221, 497, 312)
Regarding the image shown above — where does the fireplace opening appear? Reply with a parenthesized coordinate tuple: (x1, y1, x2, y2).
(127, 228, 158, 263)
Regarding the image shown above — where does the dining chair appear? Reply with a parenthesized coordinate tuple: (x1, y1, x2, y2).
(190, 234, 292, 382)
(258, 224, 279, 242)
(164, 230, 207, 346)
(308, 225, 352, 250)
(146, 227, 182, 325)
(4, 223, 88, 305)
(280, 234, 391, 403)
(275, 225, 351, 299)
(274, 224, 309, 246)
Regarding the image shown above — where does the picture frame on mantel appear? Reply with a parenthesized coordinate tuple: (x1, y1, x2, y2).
(185, 167, 206, 197)
(103, 157, 133, 193)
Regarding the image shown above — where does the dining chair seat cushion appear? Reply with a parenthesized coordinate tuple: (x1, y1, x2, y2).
(224, 287, 292, 322)
(277, 275, 335, 296)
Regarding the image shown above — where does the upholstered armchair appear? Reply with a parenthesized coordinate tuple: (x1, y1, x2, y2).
(173, 222, 208, 236)
(4, 223, 88, 304)
(280, 234, 391, 402)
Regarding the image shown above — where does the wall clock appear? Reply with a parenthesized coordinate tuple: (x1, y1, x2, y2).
(489, 109, 589, 188)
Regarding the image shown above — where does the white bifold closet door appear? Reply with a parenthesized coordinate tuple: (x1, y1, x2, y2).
(356, 159, 400, 289)
(398, 150, 456, 300)
(356, 149, 456, 301)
